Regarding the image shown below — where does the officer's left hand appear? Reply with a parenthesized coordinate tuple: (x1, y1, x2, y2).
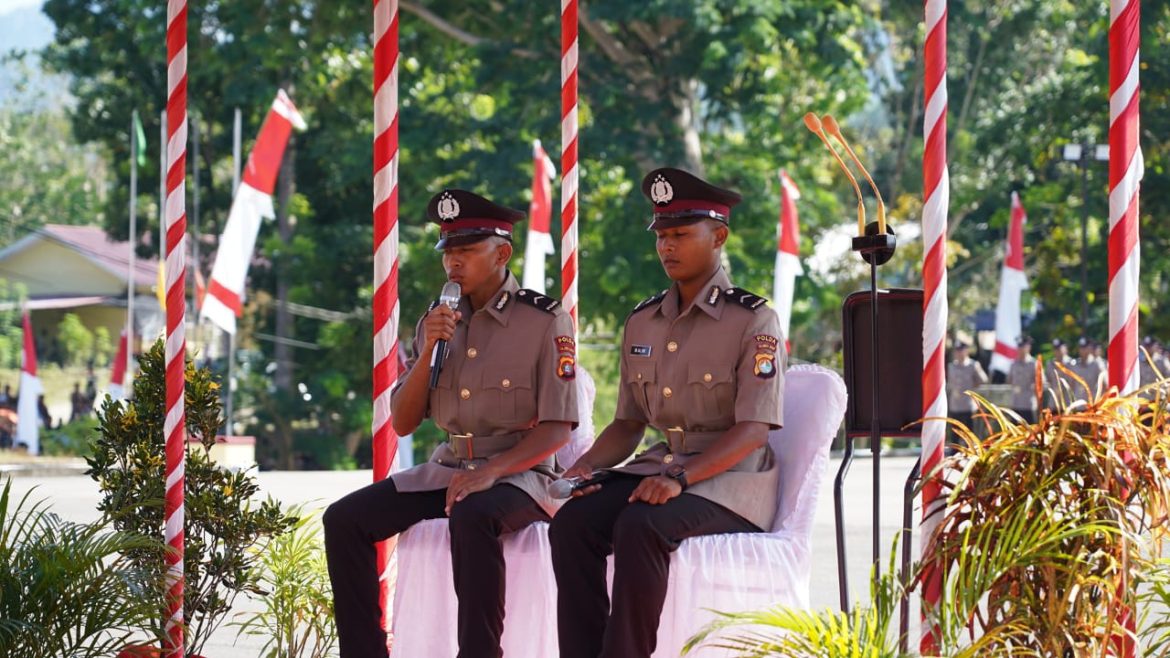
(629, 476, 683, 505)
(445, 466, 501, 515)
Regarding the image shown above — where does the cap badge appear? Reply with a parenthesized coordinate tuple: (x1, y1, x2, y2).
(437, 193, 461, 221)
(649, 174, 674, 205)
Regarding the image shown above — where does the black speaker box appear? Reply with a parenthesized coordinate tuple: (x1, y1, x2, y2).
(842, 288, 924, 437)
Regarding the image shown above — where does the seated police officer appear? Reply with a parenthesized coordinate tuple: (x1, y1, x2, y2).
(549, 168, 785, 658)
(324, 189, 578, 658)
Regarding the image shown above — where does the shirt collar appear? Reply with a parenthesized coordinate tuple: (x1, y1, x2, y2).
(656, 266, 732, 321)
(482, 271, 520, 326)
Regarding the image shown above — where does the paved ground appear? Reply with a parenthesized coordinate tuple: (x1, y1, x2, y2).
(6, 454, 923, 656)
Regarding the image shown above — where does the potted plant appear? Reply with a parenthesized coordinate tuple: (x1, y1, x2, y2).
(88, 340, 296, 656)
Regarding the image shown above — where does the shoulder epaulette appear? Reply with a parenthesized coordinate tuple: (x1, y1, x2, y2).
(514, 289, 561, 313)
(723, 287, 769, 311)
(632, 290, 668, 314)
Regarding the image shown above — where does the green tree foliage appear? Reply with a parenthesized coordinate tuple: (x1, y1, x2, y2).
(55, 312, 92, 368)
(0, 54, 109, 245)
(37, 1, 1170, 463)
(0, 279, 27, 370)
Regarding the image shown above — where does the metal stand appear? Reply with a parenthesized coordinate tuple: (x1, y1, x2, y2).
(899, 457, 922, 652)
(834, 226, 895, 613)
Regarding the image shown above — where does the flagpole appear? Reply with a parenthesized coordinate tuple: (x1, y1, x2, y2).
(225, 107, 241, 434)
(191, 112, 201, 346)
(128, 111, 138, 390)
(160, 109, 167, 325)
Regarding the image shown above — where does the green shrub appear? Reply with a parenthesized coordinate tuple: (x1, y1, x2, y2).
(232, 506, 338, 658)
(87, 339, 297, 655)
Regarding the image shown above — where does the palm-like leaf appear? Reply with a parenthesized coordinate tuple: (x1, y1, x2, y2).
(0, 478, 166, 658)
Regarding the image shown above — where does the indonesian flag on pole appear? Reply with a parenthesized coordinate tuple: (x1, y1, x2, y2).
(202, 90, 306, 334)
(774, 170, 802, 352)
(522, 139, 557, 293)
(108, 329, 128, 401)
(17, 311, 43, 454)
(990, 191, 1030, 376)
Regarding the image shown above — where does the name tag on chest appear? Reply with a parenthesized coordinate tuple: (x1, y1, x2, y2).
(630, 344, 652, 357)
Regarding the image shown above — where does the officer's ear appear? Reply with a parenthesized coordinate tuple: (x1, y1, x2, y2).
(495, 239, 513, 265)
(710, 222, 729, 249)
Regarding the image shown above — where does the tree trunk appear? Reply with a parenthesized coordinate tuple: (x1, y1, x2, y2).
(676, 78, 704, 175)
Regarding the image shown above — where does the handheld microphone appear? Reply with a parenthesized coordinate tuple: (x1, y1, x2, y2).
(549, 471, 613, 499)
(803, 112, 866, 236)
(428, 281, 462, 389)
(822, 114, 887, 235)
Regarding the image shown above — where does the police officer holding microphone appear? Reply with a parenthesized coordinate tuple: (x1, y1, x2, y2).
(324, 188, 578, 658)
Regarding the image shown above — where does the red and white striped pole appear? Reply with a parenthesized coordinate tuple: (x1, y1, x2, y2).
(1109, 4, 1140, 655)
(164, 0, 189, 654)
(560, 0, 579, 336)
(920, 0, 949, 653)
(1108, 0, 1141, 397)
(372, 0, 401, 636)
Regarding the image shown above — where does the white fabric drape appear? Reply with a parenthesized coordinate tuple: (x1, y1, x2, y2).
(391, 364, 846, 657)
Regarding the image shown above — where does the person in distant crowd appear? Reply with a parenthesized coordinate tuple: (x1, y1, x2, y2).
(947, 341, 987, 444)
(1093, 339, 1108, 375)
(1140, 335, 1168, 399)
(0, 383, 10, 410)
(36, 394, 53, 430)
(1070, 336, 1105, 402)
(1043, 338, 1073, 409)
(85, 366, 97, 407)
(1008, 335, 1039, 423)
(70, 382, 88, 423)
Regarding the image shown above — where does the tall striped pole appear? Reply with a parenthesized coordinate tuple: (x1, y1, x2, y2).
(372, 0, 401, 636)
(920, 0, 949, 653)
(560, 0, 579, 336)
(1109, 5, 1140, 655)
(164, 0, 189, 654)
(1108, 0, 1140, 397)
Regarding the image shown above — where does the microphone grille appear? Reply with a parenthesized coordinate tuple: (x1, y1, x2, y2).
(548, 478, 574, 499)
(440, 281, 462, 306)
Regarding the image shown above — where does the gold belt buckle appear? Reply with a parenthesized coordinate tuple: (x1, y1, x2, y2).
(451, 433, 474, 460)
(666, 426, 685, 454)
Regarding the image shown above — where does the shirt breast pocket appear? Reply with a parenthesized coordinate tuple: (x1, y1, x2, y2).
(429, 361, 456, 422)
(482, 371, 534, 426)
(686, 363, 734, 426)
(625, 361, 657, 421)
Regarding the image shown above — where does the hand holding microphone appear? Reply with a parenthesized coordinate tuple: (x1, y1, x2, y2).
(427, 281, 462, 389)
(550, 459, 611, 498)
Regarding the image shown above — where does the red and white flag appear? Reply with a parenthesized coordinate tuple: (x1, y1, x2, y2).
(202, 90, 307, 334)
(17, 311, 42, 454)
(108, 328, 129, 401)
(990, 191, 1030, 376)
(522, 139, 557, 293)
(773, 170, 802, 351)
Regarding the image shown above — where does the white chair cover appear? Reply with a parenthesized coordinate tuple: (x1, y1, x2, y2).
(391, 364, 847, 658)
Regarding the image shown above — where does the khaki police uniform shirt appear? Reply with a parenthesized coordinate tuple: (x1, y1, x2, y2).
(1008, 356, 1038, 411)
(390, 272, 578, 516)
(1140, 353, 1168, 395)
(946, 359, 987, 413)
(609, 267, 785, 531)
